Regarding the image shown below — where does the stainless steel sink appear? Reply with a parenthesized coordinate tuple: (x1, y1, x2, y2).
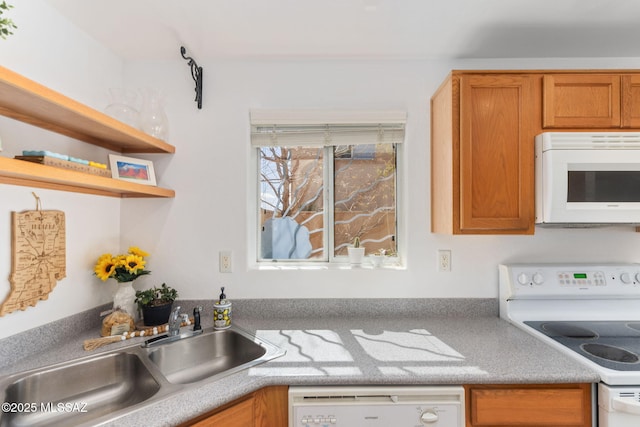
(0, 325, 285, 426)
(0, 352, 160, 427)
(145, 326, 284, 384)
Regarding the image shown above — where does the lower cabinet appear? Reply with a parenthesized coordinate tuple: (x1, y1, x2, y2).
(182, 383, 593, 427)
(183, 386, 288, 427)
(465, 384, 592, 427)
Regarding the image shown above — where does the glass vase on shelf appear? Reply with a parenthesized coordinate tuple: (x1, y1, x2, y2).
(113, 281, 138, 321)
(104, 88, 140, 129)
(139, 88, 169, 141)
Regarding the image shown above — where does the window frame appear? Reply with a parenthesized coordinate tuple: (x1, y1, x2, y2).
(248, 110, 406, 269)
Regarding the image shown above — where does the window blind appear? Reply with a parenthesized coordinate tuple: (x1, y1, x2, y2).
(250, 110, 406, 147)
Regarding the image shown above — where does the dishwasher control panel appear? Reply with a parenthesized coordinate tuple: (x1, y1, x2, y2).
(289, 386, 465, 427)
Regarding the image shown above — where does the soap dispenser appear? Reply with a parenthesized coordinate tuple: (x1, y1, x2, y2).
(213, 287, 232, 330)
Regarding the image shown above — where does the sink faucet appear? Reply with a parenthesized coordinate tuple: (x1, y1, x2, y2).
(168, 306, 182, 336)
(143, 305, 205, 348)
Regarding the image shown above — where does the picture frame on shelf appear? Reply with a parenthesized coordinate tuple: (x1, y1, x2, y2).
(108, 154, 156, 186)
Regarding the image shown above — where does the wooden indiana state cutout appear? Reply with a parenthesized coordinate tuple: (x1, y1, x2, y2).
(1, 209, 66, 316)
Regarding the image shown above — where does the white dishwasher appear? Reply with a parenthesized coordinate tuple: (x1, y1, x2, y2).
(289, 385, 465, 427)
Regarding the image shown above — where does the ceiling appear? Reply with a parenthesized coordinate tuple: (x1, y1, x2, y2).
(45, 0, 640, 61)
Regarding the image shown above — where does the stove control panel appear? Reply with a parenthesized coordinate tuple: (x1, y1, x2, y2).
(500, 263, 640, 299)
(556, 270, 607, 286)
(516, 269, 610, 288)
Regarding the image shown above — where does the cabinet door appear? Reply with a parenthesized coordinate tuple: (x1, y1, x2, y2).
(465, 384, 592, 427)
(190, 396, 254, 427)
(185, 386, 288, 427)
(458, 75, 535, 233)
(254, 385, 288, 427)
(622, 74, 640, 127)
(543, 74, 621, 128)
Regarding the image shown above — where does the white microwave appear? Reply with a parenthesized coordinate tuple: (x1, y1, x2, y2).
(535, 132, 640, 225)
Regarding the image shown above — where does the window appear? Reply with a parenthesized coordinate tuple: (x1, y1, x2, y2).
(251, 110, 405, 264)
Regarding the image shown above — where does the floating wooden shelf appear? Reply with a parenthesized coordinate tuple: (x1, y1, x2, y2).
(0, 66, 175, 154)
(0, 66, 175, 198)
(0, 157, 174, 198)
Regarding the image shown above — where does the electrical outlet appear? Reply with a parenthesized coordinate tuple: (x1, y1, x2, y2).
(438, 250, 451, 272)
(220, 251, 232, 273)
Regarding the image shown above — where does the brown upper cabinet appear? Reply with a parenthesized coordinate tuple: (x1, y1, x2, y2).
(622, 74, 640, 127)
(432, 69, 640, 235)
(431, 72, 537, 235)
(543, 73, 640, 128)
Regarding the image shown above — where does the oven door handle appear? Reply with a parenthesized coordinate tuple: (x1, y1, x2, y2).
(612, 397, 640, 415)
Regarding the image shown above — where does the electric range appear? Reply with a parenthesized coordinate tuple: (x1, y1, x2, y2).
(499, 263, 640, 427)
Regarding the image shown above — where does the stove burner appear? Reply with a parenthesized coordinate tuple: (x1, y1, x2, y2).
(581, 343, 640, 364)
(541, 322, 598, 339)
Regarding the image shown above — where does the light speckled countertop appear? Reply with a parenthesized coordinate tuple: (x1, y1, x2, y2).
(0, 299, 600, 426)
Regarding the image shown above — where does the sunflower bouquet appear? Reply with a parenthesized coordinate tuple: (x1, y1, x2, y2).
(94, 246, 151, 283)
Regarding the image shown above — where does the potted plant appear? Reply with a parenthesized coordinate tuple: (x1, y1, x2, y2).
(369, 248, 398, 267)
(368, 248, 386, 267)
(135, 283, 178, 326)
(347, 236, 365, 265)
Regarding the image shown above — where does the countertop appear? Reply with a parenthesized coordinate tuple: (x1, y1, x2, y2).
(0, 299, 600, 426)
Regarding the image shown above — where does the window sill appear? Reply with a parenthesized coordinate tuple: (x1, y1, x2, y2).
(251, 260, 405, 271)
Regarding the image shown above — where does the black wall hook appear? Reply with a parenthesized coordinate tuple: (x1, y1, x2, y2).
(180, 46, 203, 109)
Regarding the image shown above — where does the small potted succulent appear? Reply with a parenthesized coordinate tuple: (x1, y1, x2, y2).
(135, 283, 178, 326)
(347, 236, 365, 265)
(368, 248, 387, 267)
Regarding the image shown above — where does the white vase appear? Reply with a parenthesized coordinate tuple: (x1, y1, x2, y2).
(369, 254, 385, 267)
(347, 247, 365, 265)
(113, 281, 137, 320)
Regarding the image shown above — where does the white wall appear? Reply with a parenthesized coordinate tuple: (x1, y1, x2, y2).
(120, 57, 640, 301)
(0, 1, 124, 339)
(3, 2, 640, 340)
